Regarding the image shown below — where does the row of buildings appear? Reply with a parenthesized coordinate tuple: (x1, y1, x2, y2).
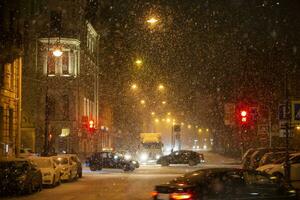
(0, 0, 113, 158)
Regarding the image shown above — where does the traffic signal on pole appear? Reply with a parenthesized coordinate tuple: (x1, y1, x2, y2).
(240, 110, 248, 124)
(88, 120, 96, 133)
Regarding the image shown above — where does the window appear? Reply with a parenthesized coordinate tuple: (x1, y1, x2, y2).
(0, 106, 3, 142)
(243, 171, 274, 185)
(0, 63, 4, 87)
(62, 52, 69, 75)
(48, 97, 56, 120)
(47, 51, 56, 75)
(62, 95, 69, 120)
(46, 49, 77, 76)
(8, 108, 13, 143)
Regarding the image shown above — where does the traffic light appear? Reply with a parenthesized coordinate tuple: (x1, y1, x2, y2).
(240, 110, 248, 124)
(88, 120, 96, 133)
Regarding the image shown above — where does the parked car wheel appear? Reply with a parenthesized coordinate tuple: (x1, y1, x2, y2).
(26, 182, 33, 194)
(52, 175, 56, 187)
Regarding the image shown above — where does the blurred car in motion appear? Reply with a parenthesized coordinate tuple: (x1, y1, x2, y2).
(157, 150, 204, 166)
(152, 168, 297, 200)
(257, 152, 300, 183)
(116, 151, 140, 168)
(0, 158, 42, 195)
(29, 156, 61, 187)
(87, 151, 135, 172)
(52, 155, 78, 181)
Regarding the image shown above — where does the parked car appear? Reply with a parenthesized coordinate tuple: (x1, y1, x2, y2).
(62, 154, 83, 178)
(0, 158, 42, 195)
(156, 150, 204, 166)
(241, 148, 256, 168)
(19, 148, 35, 158)
(257, 152, 300, 183)
(248, 147, 286, 169)
(52, 155, 78, 181)
(87, 151, 135, 172)
(152, 168, 297, 200)
(259, 151, 293, 167)
(29, 156, 61, 187)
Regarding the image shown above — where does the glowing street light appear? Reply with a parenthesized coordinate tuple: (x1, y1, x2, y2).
(147, 17, 158, 25)
(198, 129, 202, 133)
(135, 59, 143, 66)
(53, 47, 63, 57)
(167, 112, 171, 116)
(188, 125, 192, 129)
(140, 99, 145, 105)
(166, 118, 171, 123)
(158, 84, 165, 91)
(151, 112, 155, 116)
(155, 118, 159, 123)
(162, 101, 167, 105)
(206, 128, 209, 132)
(131, 83, 138, 90)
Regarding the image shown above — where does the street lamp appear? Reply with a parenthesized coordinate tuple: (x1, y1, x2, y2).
(140, 99, 145, 105)
(147, 17, 158, 25)
(52, 47, 63, 57)
(158, 84, 165, 91)
(162, 101, 166, 105)
(135, 59, 143, 66)
(131, 83, 138, 90)
(151, 112, 155, 116)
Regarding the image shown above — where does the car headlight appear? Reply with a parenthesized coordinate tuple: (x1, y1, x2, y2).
(124, 154, 132, 160)
(156, 155, 161, 160)
(131, 161, 137, 164)
(140, 153, 148, 162)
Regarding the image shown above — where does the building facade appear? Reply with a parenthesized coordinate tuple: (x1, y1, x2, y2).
(21, 0, 105, 157)
(0, 0, 24, 158)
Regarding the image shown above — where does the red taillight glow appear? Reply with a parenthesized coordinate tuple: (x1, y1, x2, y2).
(151, 191, 158, 197)
(170, 192, 192, 200)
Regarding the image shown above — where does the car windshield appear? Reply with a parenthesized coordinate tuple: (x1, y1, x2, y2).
(32, 159, 52, 168)
(53, 157, 69, 165)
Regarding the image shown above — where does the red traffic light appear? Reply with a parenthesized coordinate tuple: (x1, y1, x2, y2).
(240, 110, 247, 117)
(89, 120, 94, 128)
(240, 110, 248, 124)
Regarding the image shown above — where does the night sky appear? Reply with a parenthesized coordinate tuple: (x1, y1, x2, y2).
(92, 0, 300, 132)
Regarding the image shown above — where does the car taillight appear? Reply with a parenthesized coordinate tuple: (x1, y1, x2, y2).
(170, 192, 192, 200)
(151, 191, 158, 197)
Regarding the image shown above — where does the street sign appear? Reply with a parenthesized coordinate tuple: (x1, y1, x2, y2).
(291, 101, 300, 123)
